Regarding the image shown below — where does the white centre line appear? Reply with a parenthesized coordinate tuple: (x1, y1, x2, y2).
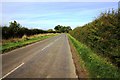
(1, 63, 24, 80)
(41, 37, 61, 51)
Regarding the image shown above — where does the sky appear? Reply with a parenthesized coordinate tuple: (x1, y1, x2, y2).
(1, 2, 118, 30)
(1, 0, 119, 2)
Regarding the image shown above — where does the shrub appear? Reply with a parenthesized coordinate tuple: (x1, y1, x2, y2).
(22, 35, 29, 41)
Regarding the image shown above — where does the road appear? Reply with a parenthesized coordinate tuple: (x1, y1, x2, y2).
(1, 34, 77, 79)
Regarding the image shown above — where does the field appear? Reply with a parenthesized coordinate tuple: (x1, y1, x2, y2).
(1, 33, 58, 53)
(68, 34, 120, 78)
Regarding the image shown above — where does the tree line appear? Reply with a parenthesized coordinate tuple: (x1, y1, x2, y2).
(1, 21, 72, 39)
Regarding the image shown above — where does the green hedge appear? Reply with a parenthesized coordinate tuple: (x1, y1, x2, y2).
(69, 9, 120, 67)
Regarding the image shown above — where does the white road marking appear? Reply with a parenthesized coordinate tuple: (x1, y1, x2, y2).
(41, 37, 61, 51)
(55, 37, 61, 42)
(41, 42, 53, 51)
(1, 63, 24, 79)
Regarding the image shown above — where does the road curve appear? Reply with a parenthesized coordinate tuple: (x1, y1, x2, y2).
(2, 34, 77, 78)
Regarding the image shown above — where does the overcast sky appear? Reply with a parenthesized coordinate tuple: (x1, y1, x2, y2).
(1, 2, 118, 30)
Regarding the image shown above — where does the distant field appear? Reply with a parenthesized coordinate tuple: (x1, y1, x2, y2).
(1, 33, 58, 53)
(68, 34, 120, 78)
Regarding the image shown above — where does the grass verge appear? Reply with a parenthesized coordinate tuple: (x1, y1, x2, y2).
(1, 33, 58, 53)
(68, 34, 120, 78)
(68, 36, 89, 78)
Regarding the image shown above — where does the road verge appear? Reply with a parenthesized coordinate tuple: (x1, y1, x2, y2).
(68, 34, 120, 78)
(68, 34, 89, 79)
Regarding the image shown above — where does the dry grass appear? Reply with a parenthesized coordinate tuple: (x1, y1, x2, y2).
(2, 33, 58, 45)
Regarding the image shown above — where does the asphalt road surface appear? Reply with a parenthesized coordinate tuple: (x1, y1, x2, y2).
(1, 34, 77, 79)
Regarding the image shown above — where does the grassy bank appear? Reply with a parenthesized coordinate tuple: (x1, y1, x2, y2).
(1, 33, 58, 53)
(68, 34, 120, 78)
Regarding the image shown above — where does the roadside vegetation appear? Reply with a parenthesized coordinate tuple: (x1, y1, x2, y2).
(69, 9, 120, 67)
(1, 33, 58, 53)
(1, 21, 56, 39)
(68, 35, 89, 78)
(68, 34, 120, 78)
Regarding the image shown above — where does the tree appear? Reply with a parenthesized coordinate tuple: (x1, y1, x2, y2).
(2, 26, 9, 39)
(9, 21, 21, 38)
(54, 25, 72, 33)
(47, 29, 54, 33)
(64, 26, 72, 33)
(54, 25, 62, 32)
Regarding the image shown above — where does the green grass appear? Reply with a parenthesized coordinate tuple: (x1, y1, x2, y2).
(68, 34, 120, 78)
(1, 34, 57, 53)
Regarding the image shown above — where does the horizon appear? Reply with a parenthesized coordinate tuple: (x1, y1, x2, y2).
(1, 2, 118, 30)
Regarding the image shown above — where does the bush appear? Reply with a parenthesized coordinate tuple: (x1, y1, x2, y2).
(22, 35, 29, 41)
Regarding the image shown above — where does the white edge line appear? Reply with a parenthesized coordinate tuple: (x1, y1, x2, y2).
(1, 63, 24, 79)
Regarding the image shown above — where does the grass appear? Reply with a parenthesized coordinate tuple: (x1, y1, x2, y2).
(68, 34, 120, 78)
(1, 33, 58, 53)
